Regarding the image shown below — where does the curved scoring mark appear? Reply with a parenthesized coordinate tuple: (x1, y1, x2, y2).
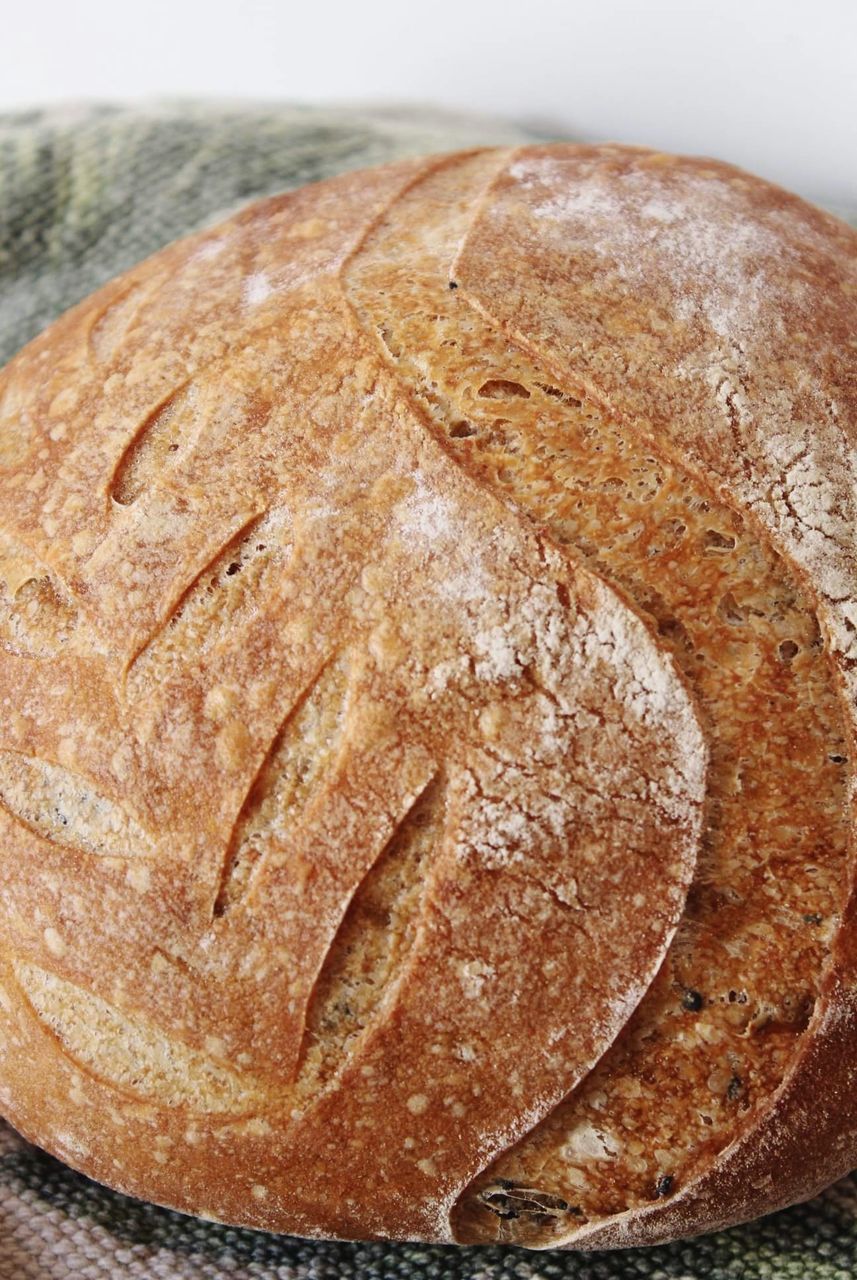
(111, 383, 192, 506)
(128, 507, 290, 678)
(342, 151, 851, 1243)
(84, 494, 266, 671)
(298, 772, 444, 1092)
(83, 358, 280, 664)
(0, 533, 79, 658)
(14, 962, 264, 1113)
(0, 751, 154, 858)
(0, 376, 35, 470)
(214, 653, 351, 916)
(89, 282, 156, 366)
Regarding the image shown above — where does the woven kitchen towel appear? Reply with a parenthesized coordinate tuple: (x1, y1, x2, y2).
(0, 98, 542, 368)
(1, 100, 857, 1280)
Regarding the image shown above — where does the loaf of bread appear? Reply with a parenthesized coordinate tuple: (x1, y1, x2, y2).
(0, 143, 854, 1250)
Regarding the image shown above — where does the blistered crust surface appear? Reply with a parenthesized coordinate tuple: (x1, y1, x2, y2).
(342, 152, 852, 1245)
(0, 153, 706, 1241)
(454, 145, 857, 680)
(450, 145, 857, 1246)
(340, 152, 854, 1249)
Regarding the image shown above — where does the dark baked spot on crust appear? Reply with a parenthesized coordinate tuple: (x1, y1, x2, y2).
(479, 1180, 574, 1223)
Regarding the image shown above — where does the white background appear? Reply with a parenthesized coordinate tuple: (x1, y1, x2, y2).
(1, 0, 855, 208)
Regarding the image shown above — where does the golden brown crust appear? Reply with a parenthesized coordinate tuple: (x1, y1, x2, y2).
(0, 143, 854, 1248)
(334, 149, 851, 1245)
(451, 143, 857, 1247)
(0, 149, 705, 1242)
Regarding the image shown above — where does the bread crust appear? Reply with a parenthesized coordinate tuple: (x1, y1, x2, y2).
(0, 143, 853, 1248)
(0, 149, 706, 1242)
(450, 144, 857, 1247)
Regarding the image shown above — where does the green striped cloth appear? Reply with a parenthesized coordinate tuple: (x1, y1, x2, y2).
(0, 101, 855, 1280)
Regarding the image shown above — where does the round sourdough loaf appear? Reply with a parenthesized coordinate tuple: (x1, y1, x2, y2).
(0, 144, 854, 1249)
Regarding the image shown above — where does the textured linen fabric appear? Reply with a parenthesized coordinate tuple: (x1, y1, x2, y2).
(1, 100, 856, 1280)
(0, 99, 539, 367)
